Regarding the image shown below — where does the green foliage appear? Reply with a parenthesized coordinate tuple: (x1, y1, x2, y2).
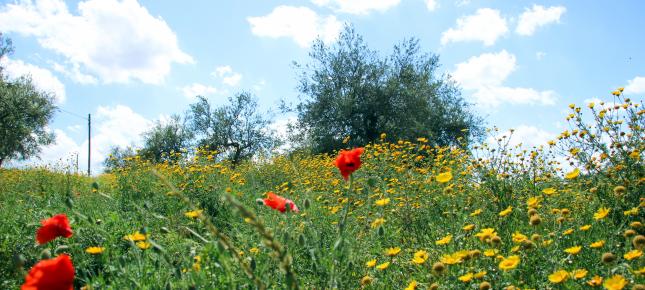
(140, 114, 193, 163)
(103, 146, 137, 173)
(0, 34, 57, 167)
(0, 77, 57, 167)
(188, 93, 278, 165)
(294, 26, 483, 153)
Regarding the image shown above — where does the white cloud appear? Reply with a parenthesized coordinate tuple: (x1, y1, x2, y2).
(253, 79, 267, 92)
(212, 65, 242, 87)
(51, 61, 97, 84)
(425, 0, 438, 11)
(1, 57, 66, 103)
(472, 86, 557, 107)
(624, 76, 645, 95)
(441, 8, 508, 46)
(312, 0, 400, 15)
(269, 115, 298, 153)
(182, 83, 218, 99)
(214, 66, 233, 77)
(0, 0, 193, 84)
(452, 50, 557, 107)
(488, 125, 555, 148)
(223, 74, 242, 86)
(248, 6, 344, 48)
(536, 51, 546, 60)
(10, 105, 152, 174)
(516, 5, 566, 36)
(452, 50, 516, 90)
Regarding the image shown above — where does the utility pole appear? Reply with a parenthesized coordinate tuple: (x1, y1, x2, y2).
(88, 113, 91, 176)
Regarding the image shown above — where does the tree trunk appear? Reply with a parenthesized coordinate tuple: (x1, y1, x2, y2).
(0, 157, 4, 168)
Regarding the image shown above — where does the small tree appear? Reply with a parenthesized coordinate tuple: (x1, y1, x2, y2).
(103, 146, 137, 172)
(0, 35, 56, 167)
(188, 93, 277, 165)
(294, 26, 482, 153)
(139, 115, 193, 163)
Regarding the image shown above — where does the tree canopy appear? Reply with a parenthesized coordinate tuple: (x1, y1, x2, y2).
(139, 115, 193, 163)
(294, 26, 482, 153)
(187, 92, 277, 165)
(0, 34, 56, 167)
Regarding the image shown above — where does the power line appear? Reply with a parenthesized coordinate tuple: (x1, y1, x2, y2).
(55, 107, 92, 176)
(58, 107, 88, 120)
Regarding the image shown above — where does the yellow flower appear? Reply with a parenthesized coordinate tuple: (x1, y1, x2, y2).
(458, 273, 474, 282)
(483, 249, 498, 257)
(470, 209, 482, 216)
(462, 224, 475, 231)
(371, 218, 385, 228)
(250, 247, 260, 254)
(563, 229, 574, 235)
(634, 267, 645, 275)
(624, 249, 642, 260)
(565, 168, 580, 179)
(623, 207, 639, 216)
(603, 275, 628, 290)
(475, 228, 497, 242)
(498, 255, 520, 271)
(375, 198, 390, 206)
(435, 234, 452, 245)
(499, 206, 513, 217)
(436, 171, 453, 183)
(512, 232, 528, 243)
(385, 247, 401, 256)
(123, 231, 147, 242)
(579, 224, 591, 231)
(542, 187, 557, 195)
(548, 270, 569, 283)
(571, 269, 588, 279)
(594, 207, 610, 220)
(412, 250, 429, 265)
(526, 197, 541, 208)
(474, 271, 487, 279)
(136, 241, 151, 250)
(85, 246, 105, 254)
(365, 259, 377, 268)
(404, 280, 418, 290)
(586, 275, 603, 287)
(184, 209, 203, 218)
(565, 246, 582, 255)
(440, 253, 463, 265)
(376, 261, 390, 270)
(590, 240, 605, 248)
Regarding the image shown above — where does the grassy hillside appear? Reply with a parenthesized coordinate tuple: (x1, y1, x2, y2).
(1, 93, 643, 289)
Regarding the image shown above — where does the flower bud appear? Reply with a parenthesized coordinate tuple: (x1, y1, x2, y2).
(602, 252, 616, 263)
(432, 262, 445, 274)
(479, 281, 492, 290)
(40, 249, 52, 260)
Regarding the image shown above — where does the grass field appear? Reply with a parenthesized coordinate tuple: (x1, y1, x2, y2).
(1, 93, 644, 289)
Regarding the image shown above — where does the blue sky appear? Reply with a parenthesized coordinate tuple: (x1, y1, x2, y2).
(1, 0, 644, 172)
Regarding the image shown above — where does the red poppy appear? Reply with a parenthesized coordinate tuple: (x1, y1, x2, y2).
(259, 192, 299, 213)
(21, 254, 74, 290)
(334, 147, 364, 180)
(36, 214, 73, 245)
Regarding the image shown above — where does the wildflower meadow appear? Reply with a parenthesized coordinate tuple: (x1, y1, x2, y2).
(1, 91, 643, 289)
